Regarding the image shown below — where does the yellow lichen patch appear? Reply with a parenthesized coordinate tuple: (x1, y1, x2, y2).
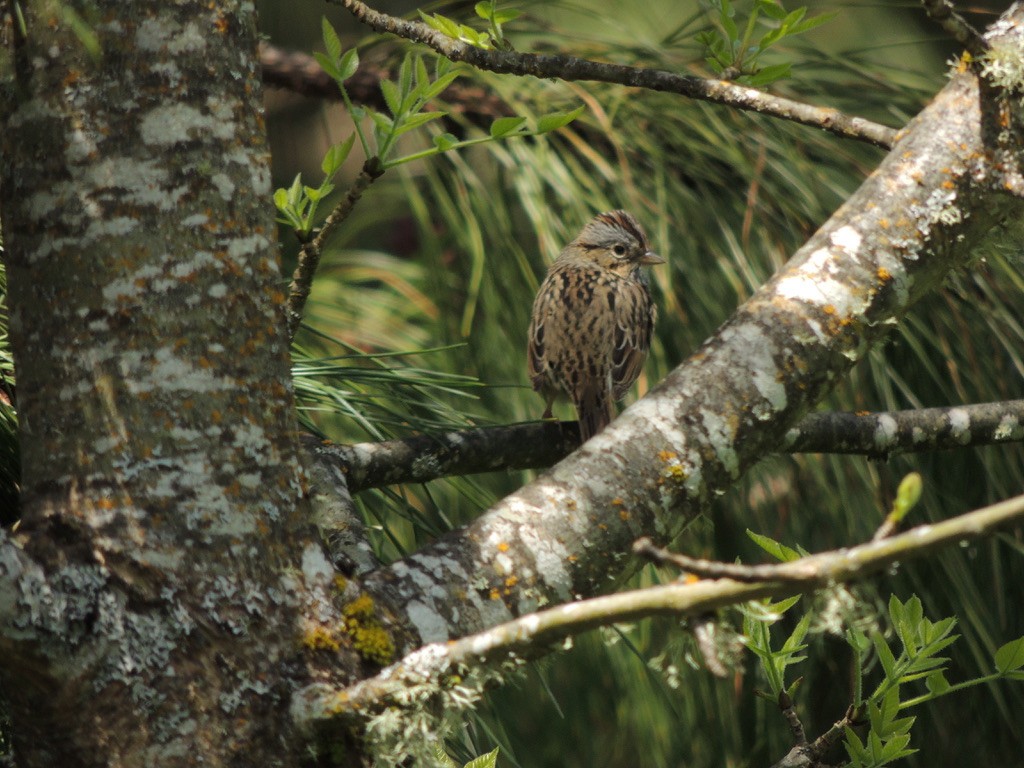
(611, 497, 624, 506)
(505, 576, 518, 588)
(822, 304, 836, 315)
(497, 542, 510, 552)
(343, 594, 376, 621)
(302, 625, 341, 652)
(657, 450, 678, 462)
(347, 624, 394, 666)
(877, 267, 892, 281)
(619, 509, 631, 521)
(341, 592, 395, 666)
(334, 575, 348, 592)
(489, 587, 501, 600)
(683, 573, 700, 585)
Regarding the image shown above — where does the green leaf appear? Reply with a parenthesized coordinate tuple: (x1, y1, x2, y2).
(746, 63, 790, 86)
(338, 49, 359, 82)
(419, 10, 462, 39)
(473, 1, 494, 20)
(272, 187, 289, 212)
(719, 2, 738, 41)
(314, 51, 343, 83)
(745, 529, 801, 562)
(782, 612, 812, 651)
(490, 116, 527, 137)
(415, 56, 430, 91)
(783, 7, 807, 28)
(433, 132, 459, 151)
(433, 744, 460, 768)
(286, 173, 303, 206)
(492, 9, 522, 24)
(925, 670, 950, 695)
(321, 133, 355, 177)
(321, 17, 342, 62)
(872, 632, 897, 678)
(756, 0, 787, 21)
(463, 747, 500, 768)
(535, 105, 585, 133)
(789, 11, 837, 35)
(381, 79, 402, 117)
(393, 111, 446, 136)
(423, 70, 460, 101)
(995, 636, 1024, 673)
(397, 55, 413, 100)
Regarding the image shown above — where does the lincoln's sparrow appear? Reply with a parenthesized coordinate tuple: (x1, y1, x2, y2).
(527, 210, 664, 441)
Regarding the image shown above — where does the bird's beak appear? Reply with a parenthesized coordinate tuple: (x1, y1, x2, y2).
(638, 251, 665, 265)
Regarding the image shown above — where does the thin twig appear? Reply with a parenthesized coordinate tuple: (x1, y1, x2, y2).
(779, 690, 808, 747)
(332, 401, 1024, 492)
(260, 42, 512, 120)
(633, 537, 814, 583)
(920, 0, 987, 56)
(292, 492, 1024, 724)
(782, 400, 1024, 458)
(285, 159, 384, 340)
(332, 0, 898, 149)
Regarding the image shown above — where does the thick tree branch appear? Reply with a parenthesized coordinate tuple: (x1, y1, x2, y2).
(294, 492, 1024, 724)
(354, 6, 1024, 650)
(333, 401, 1024, 492)
(331, 0, 898, 149)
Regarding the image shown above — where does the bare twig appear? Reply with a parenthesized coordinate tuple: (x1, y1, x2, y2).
(285, 159, 384, 340)
(331, 0, 898, 149)
(920, 1, 987, 56)
(328, 420, 580, 492)
(779, 690, 808, 747)
(260, 42, 512, 120)
(333, 401, 1024, 492)
(781, 400, 1024, 458)
(634, 537, 814, 583)
(292, 492, 1024, 724)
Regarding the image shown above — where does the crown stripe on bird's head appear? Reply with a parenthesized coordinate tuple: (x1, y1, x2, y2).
(594, 210, 647, 247)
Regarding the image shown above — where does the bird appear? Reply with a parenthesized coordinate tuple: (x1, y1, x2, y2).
(527, 210, 664, 441)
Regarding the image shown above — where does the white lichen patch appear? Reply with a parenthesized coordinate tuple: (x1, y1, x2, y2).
(721, 324, 787, 416)
(830, 225, 863, 253)
(83, 156, 185, 211)
(775, 244, 869, 319)
(620, 392, 689, 451)
(948, 407, 971, 444)
(980, 41, 1024, 93)
(301, 543, 334, 585)
(698, 409, 739, 477)
(518, 526, 572, 601)
(995, 414, 1021, 440)
(406, 600, 451, 643)
(872, 414, 898, 450)
(139, 104, 236, 147)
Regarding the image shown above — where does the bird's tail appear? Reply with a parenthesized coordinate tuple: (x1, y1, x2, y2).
(576, 388, 616, 442)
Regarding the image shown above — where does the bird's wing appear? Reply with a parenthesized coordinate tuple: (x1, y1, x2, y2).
(611, 278, 656, 401)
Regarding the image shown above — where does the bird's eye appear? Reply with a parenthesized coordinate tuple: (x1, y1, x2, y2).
(613, 244, 627, 256)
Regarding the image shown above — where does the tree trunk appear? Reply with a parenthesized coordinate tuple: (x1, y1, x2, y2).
(0, 2, 335, 764)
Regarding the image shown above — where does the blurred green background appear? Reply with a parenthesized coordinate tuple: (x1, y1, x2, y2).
(259, 1, 1024, 765)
